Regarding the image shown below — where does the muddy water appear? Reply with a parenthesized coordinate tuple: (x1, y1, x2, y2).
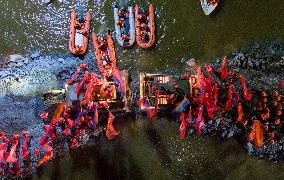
(31, 119, 284, 180)
(0, 0, 283, 70)
(0, 0, 284, 179)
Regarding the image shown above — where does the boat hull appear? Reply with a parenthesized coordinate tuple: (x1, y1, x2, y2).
(113, 4, 136, 47)
(200, 0, 218, 15)
(134, 3, 155, 49)
(92, 33, 117, 77)
(69, 11, 91, 56)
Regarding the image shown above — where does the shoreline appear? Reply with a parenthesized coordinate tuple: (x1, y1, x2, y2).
(0, 40, 283, 138)
(0, 41, 283, 178)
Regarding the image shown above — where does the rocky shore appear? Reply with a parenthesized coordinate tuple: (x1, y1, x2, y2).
(229, 42, 283, 92)
(203, 41, 284, 162)
(0, 53, 99, 141)
(0, 41, 283, 164)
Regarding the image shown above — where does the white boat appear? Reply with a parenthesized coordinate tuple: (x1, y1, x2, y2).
(200, 0, 218, 15)
(113, 4, 135, 47)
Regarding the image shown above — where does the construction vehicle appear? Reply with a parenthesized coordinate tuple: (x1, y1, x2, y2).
(42, 70, 131, 113)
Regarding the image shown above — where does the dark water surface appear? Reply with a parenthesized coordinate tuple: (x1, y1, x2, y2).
(0, 0, 283, 70)
(0, 0, 284, 179)
(32, 119, 284, 180)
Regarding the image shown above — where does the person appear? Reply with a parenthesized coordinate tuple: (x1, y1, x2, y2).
(75, 19, 88, 37)
(141, 30, 149, 42)
(75, 15, 85, 30)
(137, 14, 147, 23)
(124, 9, 129, 18)
(75, 46, 80, 52)
(101, 53, 109, 65)
(117, 9, 125, 18)
(75, 20, 82, 30)
(98, 36, 104, 42)
(79, 28, 88, 37)
(138, 23, 150, 32)
(98, 37, 107, 51)
(121, 34, 130, 41)
(116, 19, 125, 28)
(209, 0, 217, 5)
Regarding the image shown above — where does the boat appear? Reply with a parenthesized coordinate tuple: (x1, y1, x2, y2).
(200, 0, 218, 15)
(68, 10, 91, 56)
(113, 3, 136, 47)
(92, 32, 117, 77)
(134, 3, 155, 49)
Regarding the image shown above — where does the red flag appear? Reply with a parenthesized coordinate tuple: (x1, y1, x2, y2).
(225, 84, 234, 110)
(85, 73, 100, 101)
(75, 72, 89, 94)
(248, 120, 263, 148)
(52, 102, 66, 121)
(39, 125, 50, 146)
(206, 105, 215, 119)
(6, 134, 20, 163)
(21, 131, 30, 159)
(94, 102, 99, 125)
(66, 69, 80, 85)
(220, 56, 228, 79)
(186, 109, 193, 125)
(66, 64, 88, 85)
(179, 113, 188, 140)
(213, 82, 218, 108)
(151, 91, 159, 118)
(196, 67, 204, 89)
(239, 75, 252, 101)
(70, 135, 78, 149)
(38, 124, 55, 165)
(106, 112, 120, 140)
(204, 77, 213, 105)
(0, 143, 7, 162)
(113, 68, 125, 95)
(85, 83, 94, 101)
(237, 103, 243, 122)
(37, 144, 53, 167)
(205, 64, 213, 80)
(139, 91, 159, 119)
(195, 106, 205, 134)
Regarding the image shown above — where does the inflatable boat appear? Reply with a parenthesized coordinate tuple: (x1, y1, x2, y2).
(134, 3, 155, 49)
(69, 11, 91, 56)
(92, 32, 117, 77)
(113, 4, 135, 47)
(200, 0, 218, 15)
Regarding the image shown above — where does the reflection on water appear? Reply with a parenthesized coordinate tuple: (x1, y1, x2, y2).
(0, 0, 283, 71)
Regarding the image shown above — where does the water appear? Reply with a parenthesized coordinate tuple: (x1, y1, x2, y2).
(31, 119, 284, 180)
(0, 0, 283, 70)
(0, 0, 284, 179)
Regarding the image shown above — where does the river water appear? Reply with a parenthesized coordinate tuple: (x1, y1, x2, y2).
(0, 0, 284, 179)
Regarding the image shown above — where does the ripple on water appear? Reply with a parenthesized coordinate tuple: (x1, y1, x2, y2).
(0, 0, 105, 55)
